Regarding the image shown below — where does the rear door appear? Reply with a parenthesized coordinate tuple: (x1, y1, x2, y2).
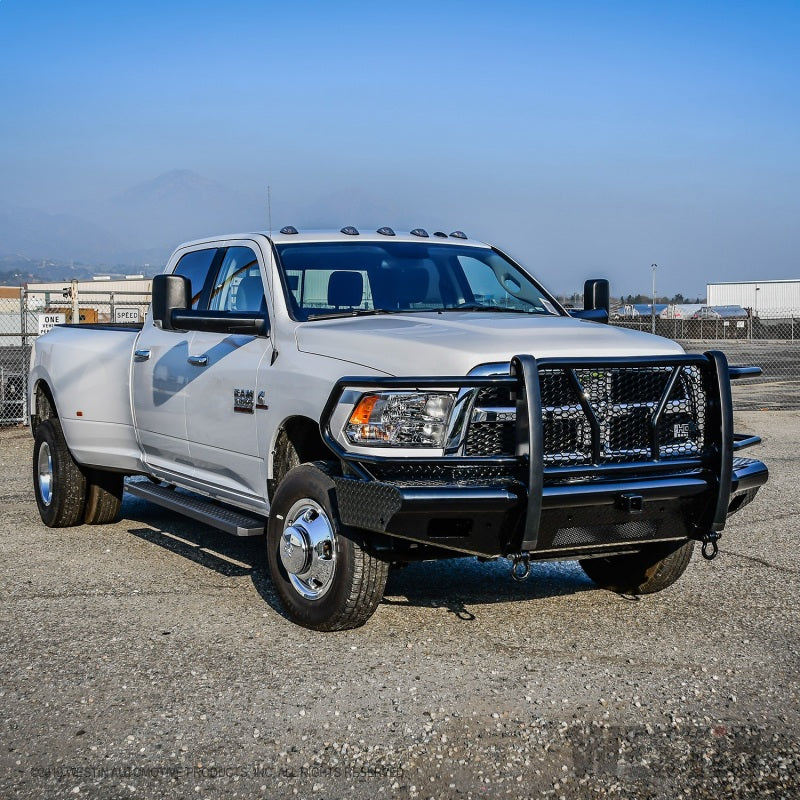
(131, 246, 221, 477)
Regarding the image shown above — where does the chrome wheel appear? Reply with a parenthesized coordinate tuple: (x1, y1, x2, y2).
(32, 418, 87, 528)
(38, 441, 53, 506)
(280, 499, 337, 600)
(267, 464, 389, 630)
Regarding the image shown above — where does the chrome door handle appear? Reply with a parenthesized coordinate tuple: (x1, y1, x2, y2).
(134, 349, 151, 362)
(188, 355, 208, 367)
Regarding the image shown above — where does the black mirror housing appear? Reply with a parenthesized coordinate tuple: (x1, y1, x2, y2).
(569, 279, 610, 323)
(152, 274, 191, 330)
(584, 279, 610, 315)
(170, 310, 269, 337)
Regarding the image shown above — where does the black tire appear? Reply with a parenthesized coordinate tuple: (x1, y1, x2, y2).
(33, 418, 87, 528)
(267, 464, 389, 631)
(579, 540, 695, 595)
(83, 468, 124, 524)
(268, 430, 301, 502)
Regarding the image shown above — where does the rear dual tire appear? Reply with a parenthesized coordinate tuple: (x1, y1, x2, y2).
(33, 419, 123, 528)
(579, 539, 695, 595)
(83, 468, 124, 524)
(33, 419, 87, 527)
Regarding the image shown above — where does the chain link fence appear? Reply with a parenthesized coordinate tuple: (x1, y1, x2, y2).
(1, 291, 798, 426)
(0, 290, 28, 426)
(0, 288, 150, 425)
(611, 310, 800, 410)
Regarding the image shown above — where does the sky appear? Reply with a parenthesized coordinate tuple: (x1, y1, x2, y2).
(1, 0, 799, 296)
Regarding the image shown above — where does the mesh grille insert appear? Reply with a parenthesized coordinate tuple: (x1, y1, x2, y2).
(464, 363, 708, 466)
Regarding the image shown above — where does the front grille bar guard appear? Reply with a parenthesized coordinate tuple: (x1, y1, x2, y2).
(320, 351, 736, 550)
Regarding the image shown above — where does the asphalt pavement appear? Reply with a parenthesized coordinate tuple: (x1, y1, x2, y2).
(1, 411, 798, 799)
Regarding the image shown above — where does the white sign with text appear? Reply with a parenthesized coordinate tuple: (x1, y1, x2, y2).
(38, 313, 66, 335)
(114, 307, 141, 324)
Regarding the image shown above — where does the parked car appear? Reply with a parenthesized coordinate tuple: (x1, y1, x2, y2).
(693, 305, 749, 320)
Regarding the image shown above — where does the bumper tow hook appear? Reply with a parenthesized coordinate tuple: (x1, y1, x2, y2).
(701, 532, 720, 561)
(510, 553, 531, 582)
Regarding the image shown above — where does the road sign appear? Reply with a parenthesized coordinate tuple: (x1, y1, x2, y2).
(114, 306, 141, 324)
(38, 313, 66, 335)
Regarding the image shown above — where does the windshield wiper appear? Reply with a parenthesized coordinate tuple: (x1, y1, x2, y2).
(409, 304, 541, 314)
(306, 305, 553, 320)
(305, 308, 394, 321)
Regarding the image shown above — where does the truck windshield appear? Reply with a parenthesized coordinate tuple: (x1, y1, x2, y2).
(274, 241, 563, 322)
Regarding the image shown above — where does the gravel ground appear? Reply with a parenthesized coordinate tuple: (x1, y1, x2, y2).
(1, 412, 798, 799)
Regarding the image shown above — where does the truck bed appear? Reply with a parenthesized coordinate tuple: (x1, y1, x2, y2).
(29, 325, 144, 473)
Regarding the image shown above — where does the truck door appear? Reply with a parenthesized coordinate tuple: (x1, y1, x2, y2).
(131, 247, 221, 478)
(183, 244, 274, 506)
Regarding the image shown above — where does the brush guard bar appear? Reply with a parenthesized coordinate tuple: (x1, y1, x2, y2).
(319, 352, 768, 558)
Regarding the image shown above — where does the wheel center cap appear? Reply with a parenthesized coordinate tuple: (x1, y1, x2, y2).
(280, 524, 311, 575)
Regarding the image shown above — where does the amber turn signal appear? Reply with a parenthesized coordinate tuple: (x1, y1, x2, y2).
(348, 395, 379, 426)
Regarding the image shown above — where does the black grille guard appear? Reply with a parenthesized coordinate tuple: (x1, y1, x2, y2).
(320, 351, 766, 553)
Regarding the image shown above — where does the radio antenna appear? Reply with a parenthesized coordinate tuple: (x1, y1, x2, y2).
(267, 185, 272, 237)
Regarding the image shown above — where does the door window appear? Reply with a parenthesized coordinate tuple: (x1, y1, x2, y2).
(208, 247, 264, 312)
(173, 248, 219, 309)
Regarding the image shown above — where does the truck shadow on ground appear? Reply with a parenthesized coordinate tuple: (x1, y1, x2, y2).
(381, 558, 593, 621)
(123, 496, 594, 623)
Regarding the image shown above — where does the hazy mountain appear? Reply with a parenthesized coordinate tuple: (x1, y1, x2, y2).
(0, 254, 118, 284)
(112, 169, 227, 206)
(0, 170, 262, 269)
(101, 169, 261, 251)
(292, 188, 403, 231)
(0, 205, 124, 263)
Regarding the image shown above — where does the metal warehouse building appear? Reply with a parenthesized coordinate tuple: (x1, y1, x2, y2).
(707, 280, 800, 319)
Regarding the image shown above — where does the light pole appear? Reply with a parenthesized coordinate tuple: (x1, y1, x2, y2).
(651, 263, 657, 334)
(754, 285, 760, 340)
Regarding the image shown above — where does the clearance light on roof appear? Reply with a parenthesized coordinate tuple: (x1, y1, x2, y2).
(450, 230, 468, 239)
(410, 228, 429, 238)
(341, 226, 360, 236)
(433, 231, 447, 238)
(377, 227, 395, 236)
(280, 226, 298, 235)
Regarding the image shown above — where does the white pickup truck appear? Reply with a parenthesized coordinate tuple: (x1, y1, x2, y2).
(29, 227, 768, 630)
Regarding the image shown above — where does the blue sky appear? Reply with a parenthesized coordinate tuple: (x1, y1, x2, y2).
(1, 0, 798, 296)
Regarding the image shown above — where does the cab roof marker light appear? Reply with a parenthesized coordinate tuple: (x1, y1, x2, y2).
(377, 227, 395, 236)
(280, 226, 298, 235)
(433, 231, 447, 238)
(450, 230, 468, 239)
(410, 228, 429, 238)
(341, 226, 360, 236)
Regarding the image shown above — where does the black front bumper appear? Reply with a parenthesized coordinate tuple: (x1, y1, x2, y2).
(321, 353, 769, 559)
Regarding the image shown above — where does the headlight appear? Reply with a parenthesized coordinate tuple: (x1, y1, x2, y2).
(344, 392, 455, 447)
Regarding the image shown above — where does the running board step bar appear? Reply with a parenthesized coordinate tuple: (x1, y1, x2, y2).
(125, 480, 266, 537)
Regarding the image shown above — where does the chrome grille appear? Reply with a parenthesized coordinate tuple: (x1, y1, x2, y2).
(464, 364, 707, 464)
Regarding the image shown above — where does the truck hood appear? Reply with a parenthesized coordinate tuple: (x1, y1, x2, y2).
(295, 312, 684, 375)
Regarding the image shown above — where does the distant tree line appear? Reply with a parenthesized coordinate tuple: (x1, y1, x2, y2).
(619, 293, 706, 305)
(556, 292, 707, 307)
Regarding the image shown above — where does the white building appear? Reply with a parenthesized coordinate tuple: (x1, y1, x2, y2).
(707, 280, 800, 319)
(24, 276, 152, 324)
(25, 276, 152, 303)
